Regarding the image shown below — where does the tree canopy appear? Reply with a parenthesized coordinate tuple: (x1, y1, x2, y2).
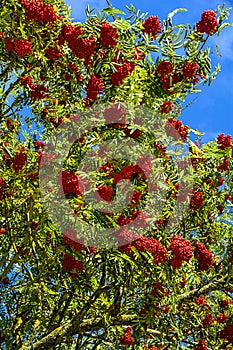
(0, 1, 233, 349)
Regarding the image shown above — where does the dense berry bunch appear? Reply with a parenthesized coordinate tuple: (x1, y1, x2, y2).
(75, 37, 96, 59)
(60, 24, 95, 59)
(190, 191, 203, 210)
(103, 104, 126, 126)
(14, 39, 32, 57)
(183, 61, 199, 78)
(123, 127, 142, 138)
(195, 295, 206, 306)
(217, 157, 229, 171)
(45, 47, 61, 61)
(63, 228, 97, 254)
(5, 38, 32, 57)
(137, 154, 153, 175)
(0, 178, 7, 200)
(217, 133, 232, 150)
(31, 84, 49, 100)
(216, 313, 228, 323)
(142, 16, 162, 39)
(196, 10, 218, 35)
(194, 339, 208, 350)
(4, 38, 14, 52)
(20, 0, 58, 23)
(194, 243, 213, 271)
(156, 60, 174, 77)
(63, 229, 86, 252)
(60, 24, 84, 46)
(221, 299, 231, 308)
(116, 230, 167, 263)
(220, 324, 233, 342)
(120, 327, 135, 347)
(100, 22, 118, 47)
(13, 148, 27, 172)
(86, 74, 103, 100)
(63, 254, 83, 277)
(113, 165, 142, 184)
(111, 62, 135, 86)
(58, 171, 84, 196)
(166, 118, 189, 141)
(96, 184, 114, 202)
(202, 313, 214, 328)
(169, 235, 193, 269)
(160, 101, 174, 114)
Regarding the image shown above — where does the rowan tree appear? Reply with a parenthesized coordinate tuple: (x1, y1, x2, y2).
(0, 1, 233, 349)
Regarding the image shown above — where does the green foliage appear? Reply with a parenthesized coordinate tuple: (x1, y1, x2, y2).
(0, 1, 233, 349)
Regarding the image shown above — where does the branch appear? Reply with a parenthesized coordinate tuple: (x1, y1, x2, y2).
(19, 313, 138, 349)
(177, 274, 228, 302)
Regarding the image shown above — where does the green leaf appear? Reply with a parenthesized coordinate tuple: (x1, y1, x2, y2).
(167, 8, 187, 20)
(102, 7, 126, 15)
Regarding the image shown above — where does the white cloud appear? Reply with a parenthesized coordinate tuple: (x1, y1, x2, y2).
(211, 27, 233, 61)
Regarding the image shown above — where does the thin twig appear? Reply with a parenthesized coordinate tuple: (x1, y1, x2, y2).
(105, 0, 116, 21)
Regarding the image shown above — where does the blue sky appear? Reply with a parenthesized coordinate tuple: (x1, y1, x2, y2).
(65, 0, 233, 143)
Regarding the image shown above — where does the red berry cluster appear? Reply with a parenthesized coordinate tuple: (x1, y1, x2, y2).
(21, 76, 49, 100)
(111, 62, 136, 86)
(113, 164, 145, 184)
(4, 38, 14, 52)
(63, 230, 86, 252)
(216, 313, 228, 324)
(156, 60, 182, 93)
(220, 299, 232, 308)
(156, 60, 173, 76)
(151, 282, 170, 298)
(117, 231, 168, 264)
(0, 178, 7, 200)
(5, 38, 32, 57)
(195, 295, 206, 306)
(217, 133, 232, 150)
(14, 39, 32, 57)
(96, 184, 114, 202)
(160, 101, 174, 114)
(63, 228, 96, 254)
(196, 10, 218, 35)
(100, 22, 118, 47)
(103, 104, 126, 126)
(183, 61, 199, 79)
(220, 324, 233, 343)
(63, 254, 84, 277)
(142, 16, 162, 39)
(190, 191, 203, 210)
(194, 339, 208, 350)
(45, 46, 62, 62)
(60, 24, 95, 59)
(217, 157, 229, 171)
(13, 148, 27, 172)
(123, 127, 142, 138)
(20, 0, 58, 24)
(117, 210, 148, 229)
(166, 118, 189, 141)
(67, 63, 83, 82)
(169, 235, 193, 269)
(58, 171, 85, 196)
(202, 313, 214, 328)
(38, 152, 57, 167)
(86, 74, 103, 101)
(120, 327, 135, 347)
(194, 243, 213, 271)
(34, 141, 45, 150)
